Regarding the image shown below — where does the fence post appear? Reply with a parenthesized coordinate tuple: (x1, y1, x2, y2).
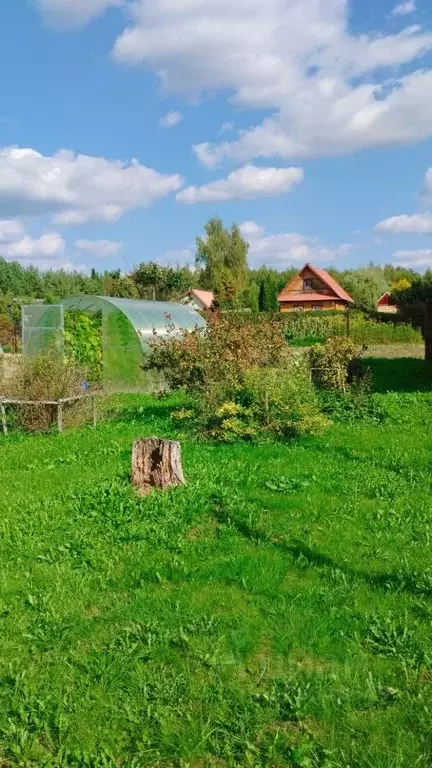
(92, 395, 97, 428)
(57, 401, 63, 433)
(346, 310, 350, 338)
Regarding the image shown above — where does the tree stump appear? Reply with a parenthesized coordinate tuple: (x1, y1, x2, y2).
(132, 437, 186, 496)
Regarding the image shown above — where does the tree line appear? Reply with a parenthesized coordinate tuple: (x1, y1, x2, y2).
(0, 216, 427, 330)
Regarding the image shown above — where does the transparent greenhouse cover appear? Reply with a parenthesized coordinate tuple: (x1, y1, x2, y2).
(22, 296, 207, 392)
(60, 296, 207, 345)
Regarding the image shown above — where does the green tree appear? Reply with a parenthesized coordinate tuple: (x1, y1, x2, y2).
(258, 275, 279, 311)
(196, 217, 248, 307)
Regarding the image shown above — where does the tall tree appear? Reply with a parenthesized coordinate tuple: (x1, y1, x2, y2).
(196, 217, 249, 307)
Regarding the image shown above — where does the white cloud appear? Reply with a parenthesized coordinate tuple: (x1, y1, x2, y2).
(219, 122, 235, 135)
(176, 164, 304, 204)
(0, 146, 183, 226)
(240, 220, 351, 269)
(159, 110, 183, 128)
(393, 249, 432, 267)
(1, 233, 65, 260)
(375, 213, 432, 234)
(35, 0, 122, 29)
(0, 220, 25, 242)
(110, 0, 432, 166)
(392, 1, 416, 17)
(75, 239, 123, 257)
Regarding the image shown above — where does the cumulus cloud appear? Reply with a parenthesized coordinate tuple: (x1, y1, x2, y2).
(176, 165, 304, 204)
(393, 249, 432, 267)
(0, 220, 25, 242)
(75, 239, 123, 257)
(375, 213, 432, 234)
(109, 0, 432, 166)
(376, 168, 432, 234)
(1, 233, 65, 260)
(159, 110, 183, 128)
(35, 0, 122, 29)
(392, 1, 416, 17)
(0, 146, 183, 226)
(239, 221, 351, 269)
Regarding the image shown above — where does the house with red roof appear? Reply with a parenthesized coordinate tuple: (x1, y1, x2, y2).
(278, 264, 354, 312)
(377, 292, 398, 314)
(181, 289, 215, 311)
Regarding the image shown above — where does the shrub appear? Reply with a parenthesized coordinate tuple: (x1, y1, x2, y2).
(309, 338, 366, 392)
(144, 311, 289, 396)
(1, 351, 91, 432)
(237, 365, 330, 437)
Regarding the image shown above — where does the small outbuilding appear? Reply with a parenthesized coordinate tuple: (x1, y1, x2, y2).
(377, 292, 398, 314)
(181, 289, 215, 311)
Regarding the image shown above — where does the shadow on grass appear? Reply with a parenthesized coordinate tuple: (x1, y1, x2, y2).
(364, 357, 432, 393)
(211, 495, 432, 599)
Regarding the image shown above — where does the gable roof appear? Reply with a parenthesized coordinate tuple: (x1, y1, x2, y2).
(186, 289, 215, 309)
(278, 263, 354, 304)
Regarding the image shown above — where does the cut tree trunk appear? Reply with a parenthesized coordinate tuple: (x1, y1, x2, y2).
(132, 437, 186, 496)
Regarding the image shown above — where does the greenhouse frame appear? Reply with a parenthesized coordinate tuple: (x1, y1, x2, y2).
(22, 296, 207, 391)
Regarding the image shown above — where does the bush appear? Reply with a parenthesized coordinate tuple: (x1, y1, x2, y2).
(146, 313, 329, 442)
(237, 365, 329, 438)
(144, 311, 289, 396)
(1, 351, 91, 432)
(309, 338, 366, 392)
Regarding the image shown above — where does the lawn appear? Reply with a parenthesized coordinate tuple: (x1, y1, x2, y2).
(1, 360, 432, 767)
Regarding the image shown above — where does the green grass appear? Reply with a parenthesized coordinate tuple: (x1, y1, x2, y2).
(1, 363, 432, 767)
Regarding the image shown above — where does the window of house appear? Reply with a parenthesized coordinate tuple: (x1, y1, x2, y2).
(292, 306, 303, 311)
(312, 305, 323, 311)
(303, 279, 312, 290)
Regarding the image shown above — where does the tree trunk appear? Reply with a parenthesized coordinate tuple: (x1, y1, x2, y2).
(132, 437, 186, 496)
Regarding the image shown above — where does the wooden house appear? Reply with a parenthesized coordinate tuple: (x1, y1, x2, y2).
(278, 264, 354, 312)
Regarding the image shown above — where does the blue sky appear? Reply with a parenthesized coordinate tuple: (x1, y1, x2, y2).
(1, 0, 432, 273)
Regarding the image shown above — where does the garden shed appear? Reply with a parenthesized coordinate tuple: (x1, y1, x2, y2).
(22, 296, 206, 391)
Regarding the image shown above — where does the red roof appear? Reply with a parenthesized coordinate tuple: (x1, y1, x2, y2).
(188, 289, 215, 309)
(279, 293, 343, 303)
(377, 292, 395, 306)
(278, 264, 354, 304)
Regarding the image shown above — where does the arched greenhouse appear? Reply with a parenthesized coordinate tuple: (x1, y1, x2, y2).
(22, 296, 206, 391)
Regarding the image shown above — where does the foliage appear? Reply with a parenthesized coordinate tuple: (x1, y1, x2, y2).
(283, 310, 421, 345)
(334, 266, 389, 310)
(258, 274, 279, 311)
(309, 337, 366, 392)
(207, 401, 258, 442)
(196, 216, 249, 307)
(64, 310, 103, 381)
(144, 311, 289, 396)
(0, 314, 16, 350)
(1, 374, 432, 765)
(1, 351, 90, 431)
(237, 364, 330, 437)
(133, 261, 195, 301)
